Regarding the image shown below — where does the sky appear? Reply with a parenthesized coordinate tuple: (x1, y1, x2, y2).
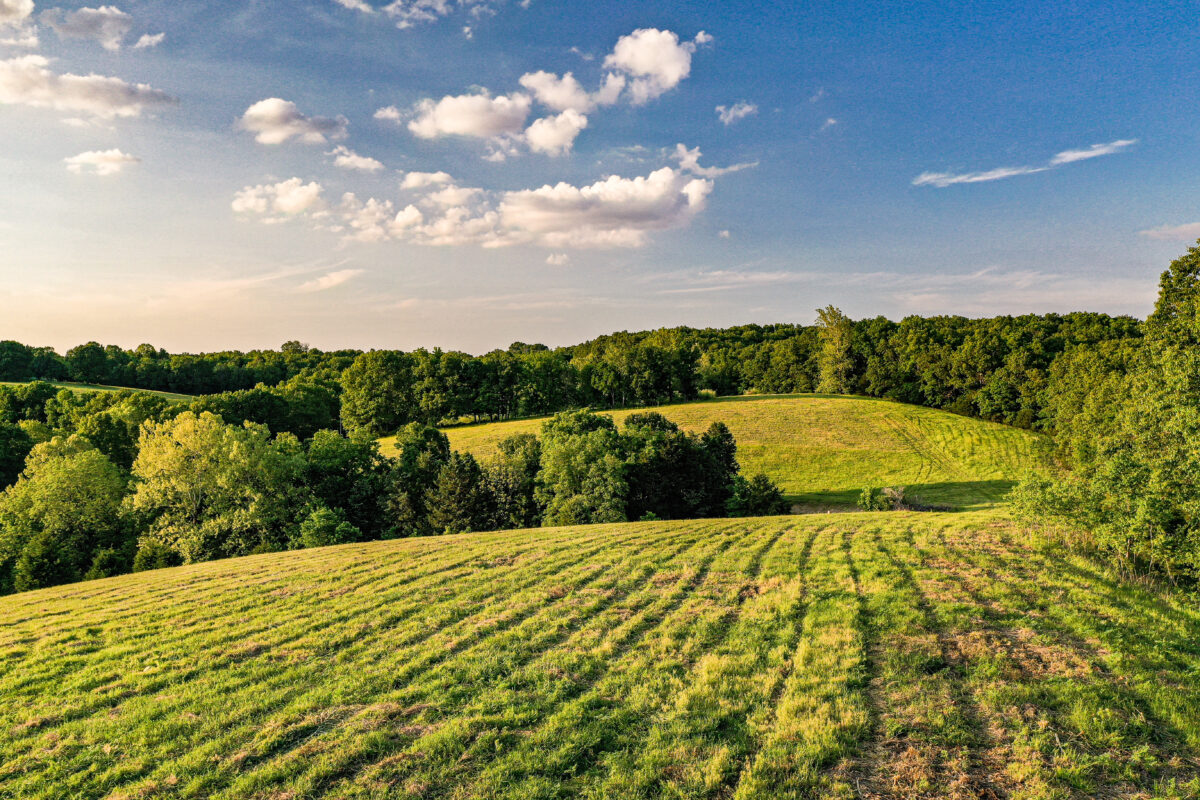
(1, 0, 1198, 354)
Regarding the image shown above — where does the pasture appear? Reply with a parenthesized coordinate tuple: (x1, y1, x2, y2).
(384, 395, 1047, 510)
(0, 380, 192, 404)
(2, 514, 1197, 799)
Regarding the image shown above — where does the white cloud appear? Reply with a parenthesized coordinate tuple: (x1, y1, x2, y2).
(232, 178, 325, 217)
(406, 90, 531, 139)
(546, 252, 569, 265)
(41, 5, 132, 50)
(602, 28, 708, 104)
(715, 101, 756, 125)
(333, 0, 374, 11)
(718, 229, 730, 238)
(0, 0, 35, 47)
(1050, 139, 1138, 165)
(236, 166, 714, 249)
(133, 32, 164, 48)
(915, 138, 1137, 188)
(0, 54, 175, 118)
(328, 145, 384, 172)
(384, 0, 491, 29)
(239, 98, 348, 145)
(0, 0, 33, 24)
(1138, 222, 1200, 241)
(401, 170, 453, 189)
(912, 166, 1047, 187)
(819, 117, 837, 131)
(373, 105, 402, 121)
(297, 268, 364, 292)
(494, 167, 713, 248)
(63, 148, 138, 175)
(518, 70, 594, 112)
(672, 143, 756, 178)
(525, 109, 587, 156)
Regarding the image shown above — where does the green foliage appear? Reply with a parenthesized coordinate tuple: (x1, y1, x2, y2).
(131, 541, 181, 572)
(536, 410, 628, 526)
(128, 412, 310, 563)
(816, 305, 854, 394)
(1016, 242, 1200, 586)
(727, 473, 789, 517)
(0, 422, 32, 489)
(485, 433, 543, 529)
(305, 429, 390, 539)
(858, 487, 890, 512)
(0, 436, 130, 593)
(386, 422, 452, 536)
(296, 506, 362, 548)
(426, 452, 493, 534)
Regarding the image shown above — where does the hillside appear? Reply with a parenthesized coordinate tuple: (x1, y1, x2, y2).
(385, 395, 1046, 509)
(2, 514, 1197, 798)
(0, 380, 192, 403)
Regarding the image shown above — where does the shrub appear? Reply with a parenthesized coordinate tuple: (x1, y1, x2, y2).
(727, 473, 789, 517)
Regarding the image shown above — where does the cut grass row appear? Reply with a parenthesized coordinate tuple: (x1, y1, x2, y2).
(392, 394, 1047, 510)
(2, 513, 1197, 798)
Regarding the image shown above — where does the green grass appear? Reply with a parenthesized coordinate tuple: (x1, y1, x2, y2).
(2, 513, 1198, 799)
(382, 394, 1046, 510)
(0, 380, 192, 403)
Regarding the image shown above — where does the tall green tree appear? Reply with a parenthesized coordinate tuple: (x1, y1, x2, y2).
(815, 305, 854, 394)
(128, 412, 310, 563)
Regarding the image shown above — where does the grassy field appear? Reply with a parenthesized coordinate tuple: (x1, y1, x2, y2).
(0, 380, 192, 404)
(1, 513, 1197, 799)
(382, 395, 1046, 510)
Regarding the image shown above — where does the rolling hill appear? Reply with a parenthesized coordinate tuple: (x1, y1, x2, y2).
(383, 395, 1046, 510)
(2, 513, 1197, 799)
(0, 380, 192, 404)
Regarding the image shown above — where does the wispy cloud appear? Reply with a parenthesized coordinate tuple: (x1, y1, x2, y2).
(715, 101, 756, 126)
(1138, 221, 1200, 241)
(297, 268, 364, 292)
(914, 139, 1136, 188)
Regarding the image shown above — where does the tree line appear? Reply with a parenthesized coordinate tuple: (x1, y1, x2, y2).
(0, 392, 784, 594)
(1014, 242, 1200, 590)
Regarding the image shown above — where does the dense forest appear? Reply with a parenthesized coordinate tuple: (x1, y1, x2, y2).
(3, 243, 1198, 594)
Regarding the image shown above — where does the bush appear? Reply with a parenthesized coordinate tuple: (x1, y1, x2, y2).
(298, 507, 362, 548)
(727, 473, 789, 517)
(132, 541, 183, 573)
(858, 486, 912, 511)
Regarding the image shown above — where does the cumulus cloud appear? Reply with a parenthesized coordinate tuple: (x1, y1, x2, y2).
(0, 54, 175, 118)
(239, 98, 348, 145)
(297, 268, 364, 292)
(915, 138, 1137, 188)
(328, 145, 384, 172)
(603, 28, 709, 104)
(672, 143, 756, 178)
(0, 0, 36, 47)
(41, 5, 132, 50)
(0, 0, 33, 24)
(518, 70, 595, 112)
(235, 166, 713, 249)
(64, 147, 138, 175)
(1138, 222, 1200, 241)
(133, 32, 163, 48)
(232, 178, 325, 217)
(373, 105, 402, 121)
(715, 101, 756, 125)
(333, 0, 374, 11)
(401, 170, 453, 189)
(405, 90, 531, 139)
(1050, 139, 1137, 165)
(525, 109, 587, 156)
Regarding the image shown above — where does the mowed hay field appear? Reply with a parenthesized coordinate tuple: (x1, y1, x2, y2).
(0, 381, 192, 404)
(3, 515, 1199, 799)
(386, 395, 1046, 509)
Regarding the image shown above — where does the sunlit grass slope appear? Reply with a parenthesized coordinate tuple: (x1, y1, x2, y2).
(384, 395, 1046, 509)
(0, 380, 192, 403)
(2, 514, 1198, 798)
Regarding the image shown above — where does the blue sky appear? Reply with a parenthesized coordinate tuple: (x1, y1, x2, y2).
(1, 0, 1196, 352)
